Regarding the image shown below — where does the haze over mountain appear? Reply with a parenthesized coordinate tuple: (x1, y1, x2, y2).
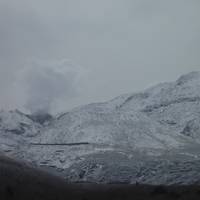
(1, 72, 200, 184)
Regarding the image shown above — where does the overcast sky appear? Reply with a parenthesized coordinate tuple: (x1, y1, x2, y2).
(0, 0, 200, 113)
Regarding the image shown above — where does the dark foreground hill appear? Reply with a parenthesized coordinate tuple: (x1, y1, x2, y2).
(1, 155, 200, 200)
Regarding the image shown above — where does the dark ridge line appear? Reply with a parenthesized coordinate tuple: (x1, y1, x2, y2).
(116, 93, 149, 109)
(30, 142, 90, 146)
(56, 112, 70, 120)
(142, 96, 200, 113)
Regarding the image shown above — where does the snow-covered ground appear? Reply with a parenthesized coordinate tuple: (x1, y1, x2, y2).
(1, 72, 200, 184)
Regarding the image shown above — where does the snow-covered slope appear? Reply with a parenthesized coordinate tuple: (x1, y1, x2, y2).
(37, 72, 200, 148)
(1, 71, 200, 184)
(0, 110, 41, 157)
(0, 110, 40, 137)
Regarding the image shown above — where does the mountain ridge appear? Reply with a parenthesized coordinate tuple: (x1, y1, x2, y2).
(1, 71, 200, 184)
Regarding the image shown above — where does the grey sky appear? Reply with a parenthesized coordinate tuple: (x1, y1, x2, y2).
(0, 0, 200, 113)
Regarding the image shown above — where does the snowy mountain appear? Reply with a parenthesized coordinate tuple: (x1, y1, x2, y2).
(0, 110, 41, 158)
(1, 71, 200, 184)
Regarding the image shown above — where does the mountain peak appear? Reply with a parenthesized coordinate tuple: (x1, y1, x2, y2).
(176, 71, 200, 85)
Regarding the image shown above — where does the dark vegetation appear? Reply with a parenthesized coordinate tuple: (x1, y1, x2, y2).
(0, 155, 200, 200)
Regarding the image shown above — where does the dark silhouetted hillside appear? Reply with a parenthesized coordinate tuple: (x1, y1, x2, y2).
(1, 154, 200, 200)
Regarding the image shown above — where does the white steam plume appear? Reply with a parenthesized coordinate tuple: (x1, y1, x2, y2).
(16, 59, 85, 114)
